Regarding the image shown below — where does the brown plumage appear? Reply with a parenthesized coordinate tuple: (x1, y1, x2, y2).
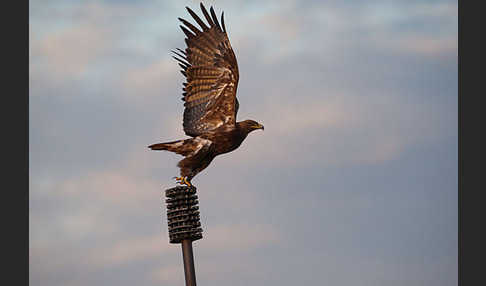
(148, 3, 263, 186)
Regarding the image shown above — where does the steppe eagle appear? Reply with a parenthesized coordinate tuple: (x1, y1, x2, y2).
(149, 3, 264, 186)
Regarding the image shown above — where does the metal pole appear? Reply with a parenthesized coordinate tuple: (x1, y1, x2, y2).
(164, 186, 202, 286)
(181, 239, 197, 286)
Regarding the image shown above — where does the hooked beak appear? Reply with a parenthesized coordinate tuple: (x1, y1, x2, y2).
(251, 123, 264, 131)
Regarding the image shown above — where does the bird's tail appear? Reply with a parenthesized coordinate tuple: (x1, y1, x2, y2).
(148, 139, 191, 156)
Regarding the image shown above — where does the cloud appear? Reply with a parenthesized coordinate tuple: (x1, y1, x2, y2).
(37, 25, 111, 77)
(122, 57, 180, 97)
(200, 224, 280, 251)
(149, 264, 183, 284)
(219, 89, 455, 171)
(60, 170, 158, 208)
(29, 1, 177, 90)
(30, 3, 121, 84)
(389, 35, 457, 57)
(91, 234, 176, 266)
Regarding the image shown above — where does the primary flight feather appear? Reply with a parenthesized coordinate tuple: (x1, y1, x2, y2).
(148, 3, 264, 186)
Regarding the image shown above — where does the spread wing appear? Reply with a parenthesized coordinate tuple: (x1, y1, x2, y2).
(173, 3, 239, 137)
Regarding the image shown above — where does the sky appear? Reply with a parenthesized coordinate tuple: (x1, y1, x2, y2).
(29, 0, 458, 285)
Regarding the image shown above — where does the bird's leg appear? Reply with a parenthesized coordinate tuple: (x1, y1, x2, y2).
(183, 177, 192, 187)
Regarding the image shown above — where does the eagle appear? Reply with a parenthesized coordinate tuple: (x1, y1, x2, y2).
(148, 3, 264, 187)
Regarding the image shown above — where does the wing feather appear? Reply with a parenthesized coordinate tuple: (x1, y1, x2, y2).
(200, 3, 215, 27)
(178, 18, 202, 35)
(210, 7, 222, 31)
(221, 12, 226, 32)
(186, 6, 209, 31)
(174, 4, 239, 137)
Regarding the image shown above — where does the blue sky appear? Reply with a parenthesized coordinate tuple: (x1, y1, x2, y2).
(29, 1, 457, 285)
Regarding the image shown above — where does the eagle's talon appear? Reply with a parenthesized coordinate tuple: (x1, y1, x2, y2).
(184, 178, 192, 187)
(173, 176, 191, 187)
(173, 176, 183, 184)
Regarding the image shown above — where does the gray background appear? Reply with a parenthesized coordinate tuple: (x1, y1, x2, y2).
(30, 0, 457, 285)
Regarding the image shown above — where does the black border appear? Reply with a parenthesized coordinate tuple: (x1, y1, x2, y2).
(9, 0, 472, 285)
(4, 0, 29, 285)
(459, 0, 484, 285)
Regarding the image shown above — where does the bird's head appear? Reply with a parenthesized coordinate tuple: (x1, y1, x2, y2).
(239, 119, 264, 134)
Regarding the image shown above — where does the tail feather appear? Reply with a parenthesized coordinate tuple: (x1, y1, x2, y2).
(148, 140, 191, 156)
(148, 140, 179, 150)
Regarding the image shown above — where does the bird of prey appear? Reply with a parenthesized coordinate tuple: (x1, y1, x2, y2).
(149, 3, 264, 187)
